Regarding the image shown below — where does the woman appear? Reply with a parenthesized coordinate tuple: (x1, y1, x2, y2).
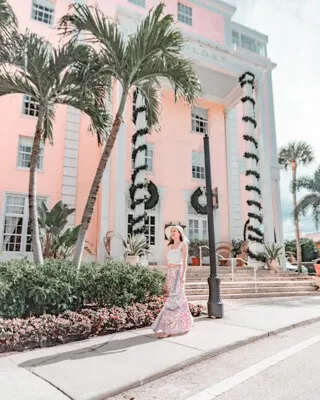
(152, 225, 193, 338)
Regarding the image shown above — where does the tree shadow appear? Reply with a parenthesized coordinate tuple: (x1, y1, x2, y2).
(19, 333, 157, 369)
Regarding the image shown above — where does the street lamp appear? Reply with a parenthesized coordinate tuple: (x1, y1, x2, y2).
(203, 132, 224, 318)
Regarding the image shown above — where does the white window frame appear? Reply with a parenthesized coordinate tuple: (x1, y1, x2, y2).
(131, 143, 154, 173)
(191, 107, 209, 135)
(128, 0, 146, 7)
(17, 136, 44, 171)
(178, 2, 192, 26)
(232, 30, 267, 57)
(145, 143, 154, 173)
(1, 193, 47, 254)
(31, 0, 55, 25)
(192, 151, 205, 180)
(127, 213, 157, 246)
(23, 95, 39, 117)
(187, 205, 208, 241)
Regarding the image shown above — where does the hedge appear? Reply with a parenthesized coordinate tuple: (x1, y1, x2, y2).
(0, 260, 165, 319)
(0, 297, 205, 353)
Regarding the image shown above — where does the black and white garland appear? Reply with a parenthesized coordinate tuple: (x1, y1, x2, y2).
(129, 90, 159, 236)
(239, 72, 264, 262)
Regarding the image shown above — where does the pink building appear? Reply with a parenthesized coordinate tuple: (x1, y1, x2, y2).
(0, 0, 283, 264)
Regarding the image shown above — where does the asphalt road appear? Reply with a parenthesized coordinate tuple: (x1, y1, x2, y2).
(110, 320, 320, 400)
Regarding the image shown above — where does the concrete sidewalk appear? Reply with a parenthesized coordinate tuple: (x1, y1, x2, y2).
(2, 296, 320, 400)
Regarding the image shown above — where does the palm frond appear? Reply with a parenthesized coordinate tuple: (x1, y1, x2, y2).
(278, 141, 315, 169)
(0, 68, 38, 97)
(59, 4, 124, 76)
(135, 82, 162, 130)
(0, 0, 17, 35)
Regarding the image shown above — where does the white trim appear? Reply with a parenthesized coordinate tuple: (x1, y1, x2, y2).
(257, 78, 274, 244)
(225, 108, 242, 240)
(232, 21, 268, 43)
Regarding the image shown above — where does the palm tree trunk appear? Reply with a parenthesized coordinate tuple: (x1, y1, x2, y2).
(28, 113, 44, 265)
(73, 91, 128, 269)
(292, 167, 302, 272)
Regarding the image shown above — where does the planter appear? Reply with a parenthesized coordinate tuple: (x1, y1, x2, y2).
(126, 255, 140, 265)
(267, 259, 279, 272)
(191, 257, 200, 266)
(314, 264, 320, 276)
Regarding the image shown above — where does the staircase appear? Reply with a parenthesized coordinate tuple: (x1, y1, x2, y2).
(185, 266, 320, 300)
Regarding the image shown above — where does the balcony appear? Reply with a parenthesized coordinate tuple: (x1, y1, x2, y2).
(231, 23, 268, 57)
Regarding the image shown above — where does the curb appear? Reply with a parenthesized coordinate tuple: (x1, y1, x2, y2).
(98, 315, 320, 400)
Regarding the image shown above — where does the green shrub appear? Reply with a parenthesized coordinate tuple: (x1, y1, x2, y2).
(0, 260, 165, 319)
(285, 238, 319, 262)
(78, 261, 165, 308)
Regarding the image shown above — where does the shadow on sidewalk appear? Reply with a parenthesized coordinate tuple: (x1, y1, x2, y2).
(19, 333, 156, 369)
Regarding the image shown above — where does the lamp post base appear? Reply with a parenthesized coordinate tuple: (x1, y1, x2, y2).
(207, 275, 224, 318)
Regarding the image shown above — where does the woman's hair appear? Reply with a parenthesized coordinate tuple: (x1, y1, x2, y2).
(167, 231, 183, 246)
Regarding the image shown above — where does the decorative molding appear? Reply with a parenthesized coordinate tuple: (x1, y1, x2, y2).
(61, 107, 80, 227)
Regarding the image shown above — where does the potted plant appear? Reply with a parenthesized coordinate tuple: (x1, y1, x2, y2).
(122, 234, 150, 265)
(263, 243, 283, 272)
(188, 239, 209, 266)
(314, 259, 320, 276)
(231, 239, 246, 266)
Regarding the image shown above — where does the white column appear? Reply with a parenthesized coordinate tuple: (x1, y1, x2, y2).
(240, 72, 264, 266)
(266, 70, 284, 247)
(111, 84, 127, 260)
(257, 77, 274, 244)
(225, 108, 242, 240)
(132, 92, 147, 236)
(98, 81, 113, 262)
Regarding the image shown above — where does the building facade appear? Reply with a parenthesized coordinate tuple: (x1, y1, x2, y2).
(0, 0, 283, 264)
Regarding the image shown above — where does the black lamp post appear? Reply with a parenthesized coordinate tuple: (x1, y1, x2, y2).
(203, 133, 224, 318)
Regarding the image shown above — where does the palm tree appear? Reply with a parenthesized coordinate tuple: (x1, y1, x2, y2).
(278, 141, 315, 272)
(0, 0, 18, 63)
(296, 166, 320, 229)
(0, 32, 110, 264)
(0, 0, 17, 33)
(59, 3, 201, 268)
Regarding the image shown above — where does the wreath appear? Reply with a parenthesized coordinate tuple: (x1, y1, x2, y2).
(190, 187, 207, 215)
(145, 181, 159, 210)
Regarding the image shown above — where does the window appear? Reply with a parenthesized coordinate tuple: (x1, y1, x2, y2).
(178, 2, 192, 26)
(232, 30, 267, 57)
(188, 205, 208, 241)
(127, 214, 156, 245)
(31, 0, 55, 25)
(17, 137, 44, 170)
(145, 143, 154, 173)
(23, 95, 39, 117)
(2, 194, 46, 253)
(192, 151, 205, 180)
(128, 0, 146, 6)
(131, 143, 154, 173)
(191, 107, 208, 134)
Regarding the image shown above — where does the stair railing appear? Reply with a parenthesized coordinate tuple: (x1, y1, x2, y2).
(199, 245, 258, 294)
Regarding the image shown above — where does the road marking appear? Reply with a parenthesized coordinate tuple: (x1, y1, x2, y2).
(186, 334, 320, 400)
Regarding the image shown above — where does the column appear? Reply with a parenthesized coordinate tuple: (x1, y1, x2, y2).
(225, 108, 242, 240)
(266, 70, 284, 247)
(61, 106, 80, 227)
(257, 77, 274, 244)
(111, 83, 127, 260)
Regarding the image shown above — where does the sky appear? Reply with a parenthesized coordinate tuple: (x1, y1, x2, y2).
(226, 0, 320, 239)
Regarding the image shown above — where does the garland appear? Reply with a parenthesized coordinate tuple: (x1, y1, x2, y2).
(239, 71, 264, 262)
(190, 187, 207, 215)
(129, 90, 159, 235)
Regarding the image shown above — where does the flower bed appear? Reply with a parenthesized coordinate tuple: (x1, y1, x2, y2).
(0, 297, 205, 353)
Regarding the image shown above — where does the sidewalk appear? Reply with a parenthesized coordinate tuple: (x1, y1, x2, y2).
(2, 296, 320, 400)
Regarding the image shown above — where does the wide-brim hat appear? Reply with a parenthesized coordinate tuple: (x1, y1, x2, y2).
(165, 225, 189, 243)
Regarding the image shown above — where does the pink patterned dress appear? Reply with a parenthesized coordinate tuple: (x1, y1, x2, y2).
(152, 243, 194, 335)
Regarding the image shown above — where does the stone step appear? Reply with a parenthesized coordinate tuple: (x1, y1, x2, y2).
(186, 280, 317, 288)
(186, 276, 312, 282)
(187, 291, 320, 301)
(186, 286, 317, 295)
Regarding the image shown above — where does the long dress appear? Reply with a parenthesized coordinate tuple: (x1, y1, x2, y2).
(152, 243, 194, 335)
